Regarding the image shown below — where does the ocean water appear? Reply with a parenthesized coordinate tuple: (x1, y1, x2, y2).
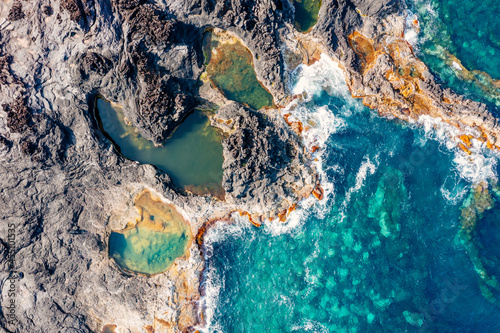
(200, 57, 500, 331)
(408, 0, 500, 113)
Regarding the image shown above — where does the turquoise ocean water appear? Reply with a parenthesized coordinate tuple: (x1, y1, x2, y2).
(200, 2, 500, 331)
(408, 0, 500, 113)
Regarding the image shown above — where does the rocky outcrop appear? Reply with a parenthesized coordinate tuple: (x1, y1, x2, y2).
(7, 2, 24, 21)
(215, 102, 317, 217)
(313, 0, 500, 150)
(60, 0, 96, 30)
(168, 0, 295, 105)
(0, 0, 317, 331)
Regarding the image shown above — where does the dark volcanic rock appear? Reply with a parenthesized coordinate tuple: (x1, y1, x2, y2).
(80, 52, 112, 78)
(8, 2, 24, 21)
(168, 0, 294, 104)
(137, 77, 196, 144)
(2, 98, 31, 133)
(216, 102, 316, 213)
(20, 140, 45, 162)
(351, 0, 400, 17)
(127, 5, 175, 43)
(112, 0, 145, 10)
(0, 135, 12, 154)
(60, 0, 95, 30)
(111, 4, 204, 145)
(42, 5, 54, 16)
(0, 54, 15, 85)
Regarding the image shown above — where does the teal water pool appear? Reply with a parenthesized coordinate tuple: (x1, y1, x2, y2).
(203, 31, 274, 110)
(109, 190, 193, 276)
(95, 98, 224, 198)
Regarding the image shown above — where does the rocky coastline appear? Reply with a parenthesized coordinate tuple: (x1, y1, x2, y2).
(1, 0, 499, 332)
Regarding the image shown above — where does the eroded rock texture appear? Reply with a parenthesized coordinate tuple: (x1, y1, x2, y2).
(313, 0, 500, 149)
(215, 102, 317, 215)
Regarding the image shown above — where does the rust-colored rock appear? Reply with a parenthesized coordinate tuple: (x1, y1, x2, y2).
(312, 185, 324, 200)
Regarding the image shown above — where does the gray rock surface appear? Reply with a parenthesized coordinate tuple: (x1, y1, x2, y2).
(216, 102, 317, 215)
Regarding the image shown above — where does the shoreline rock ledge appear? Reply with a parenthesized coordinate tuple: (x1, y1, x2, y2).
(0, 0, 498, 332)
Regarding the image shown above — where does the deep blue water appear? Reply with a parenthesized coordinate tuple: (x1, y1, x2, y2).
(202, 57, 500, 332)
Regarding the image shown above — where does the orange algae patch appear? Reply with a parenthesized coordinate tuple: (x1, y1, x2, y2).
(312, 185, 324, 200)
(347, 32, 500, 151)
(239, 210, 262, 227)
(348, 32, 384, 72)
(196, 214, 232, 247)
(283, 113, 304, 134)
(109, 190, 193, 276)
(459, 134, 473, 148)
(102, 325, 117, 333)
(277, 210, 288, 222)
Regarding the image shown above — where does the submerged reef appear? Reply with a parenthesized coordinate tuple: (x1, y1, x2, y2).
(459, 183, 500, 304)
(1, 0, 500, 331)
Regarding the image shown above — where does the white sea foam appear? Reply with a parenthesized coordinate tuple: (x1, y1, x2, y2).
(200, 52, 500, 330)
(415, 115, 498, 184)
(440, 173, 470, 205)
(291, 320, 329, 333)
(339, 157, 378, 223)
(291, 55, 354, 102)
(201, 55, 355, 331)
(405, 0, 440, 52)
(404, 10, 420, 49)
(283, 55, 366, 217)
(198, 213, 254, 333)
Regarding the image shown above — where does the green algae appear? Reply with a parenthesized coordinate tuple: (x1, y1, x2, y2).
(203, 31, 274, 110)
(109, 190, 193, 276)
(293, 0, 321, 32)
(95, 98, 224, 198)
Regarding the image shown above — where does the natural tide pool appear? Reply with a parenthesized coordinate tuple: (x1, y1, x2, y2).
(203, 31, 274, 110)
(293, 0, 322, 32)
(109, 190, 193, 276)
(95, 98, 224, 198)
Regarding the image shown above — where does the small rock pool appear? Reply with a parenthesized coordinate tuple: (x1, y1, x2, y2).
(95, 98, 224, 198)
(109, 190, 193, 276)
